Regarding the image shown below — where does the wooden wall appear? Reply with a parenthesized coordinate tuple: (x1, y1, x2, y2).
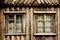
(0, 7, 60, 40)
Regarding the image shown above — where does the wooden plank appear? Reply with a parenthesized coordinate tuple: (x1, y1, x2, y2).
(23, 0, 28, 4)
(45, 36, 48, 40)
(54, 7, 58, 40)
(3, 36, 6, 40)
(37, 0, 41, 4)
(11, 36, 15, 40)
(26, 7, 30, 40)
(27, 0, 31, 4)
(17, 7, 20, 11)
(16, 36, 21, 40)
(4, 0, 8, 3)
(30, 0, 34, 4)
(5, 7, 9, 11)
(51, 7, 54, 11)
(40, 0, 44, 4)
(0, 9, 2, 40)
(44, 0, 48, 4)
(1, 9, 6, 40)
(23, 14, 26, 33)
(48, 0, 52, 4)
(42, 36, 45, 40)
(34, 11, 56, 14)
(33, 15, 36, 33)
(34, 37, 36, 40)
(57, 7, 60, 40)
(22, 7, 26, 33)
(7, 36, 10, 40)
(11, 7, 14, 11)
(21, 36, 24, 40)
(48, 36, 52, 40)
(15, 7, 19, 11)
(30, 8, 34, 40)
(19, 0, 24, 3)
(50, 36, 53, 40)
(22, 7, 26, 11)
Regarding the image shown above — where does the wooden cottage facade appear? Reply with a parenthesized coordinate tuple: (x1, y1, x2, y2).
(0, 0, 60, 40)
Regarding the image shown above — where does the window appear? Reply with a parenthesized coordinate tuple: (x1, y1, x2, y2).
(37, 14, 54, 33)
(5, 14, 23, 33)
(4, 11, 26, 35)
(34, 11, 56, 34)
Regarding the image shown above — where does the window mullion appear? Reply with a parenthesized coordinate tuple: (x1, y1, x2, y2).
(44, 14, 46, 33)
(14, 14, 16, 33)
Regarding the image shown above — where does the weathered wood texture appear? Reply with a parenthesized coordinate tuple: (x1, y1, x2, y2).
(0, 8, 2, 40)
(0, 7, 60, 40)
(4, 0, 59, 6)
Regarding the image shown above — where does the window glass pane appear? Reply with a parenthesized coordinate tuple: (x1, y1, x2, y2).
(38, 21, 44, 27)
(46, 15, 52, 21)
(16, 28, 22, 33)
(38, 15, 44, 21)
(16, 22, 22, 28)
(8, 15, 14, 33)
(8, 21, 14, 33)
(45, 15, 53, 32)
(45, 21, 52, 27)
(45, 27, 52, 32)
(37, 15, 44, 33)
(9, 15, 14, 21)
(16, 15, 22, 33)
(16, 15, 22, 21)
(38, 27, 44, 32)
(8, 29, 12, 33)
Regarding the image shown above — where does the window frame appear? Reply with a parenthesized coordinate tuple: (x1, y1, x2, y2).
(34, 11, 56, 35)
(4, 11, 26, 35)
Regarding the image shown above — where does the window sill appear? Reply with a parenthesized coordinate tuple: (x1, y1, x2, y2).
(34, 33, 56, 36)
(4, 11, 26, 14)
(5, 33, 26, 36)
